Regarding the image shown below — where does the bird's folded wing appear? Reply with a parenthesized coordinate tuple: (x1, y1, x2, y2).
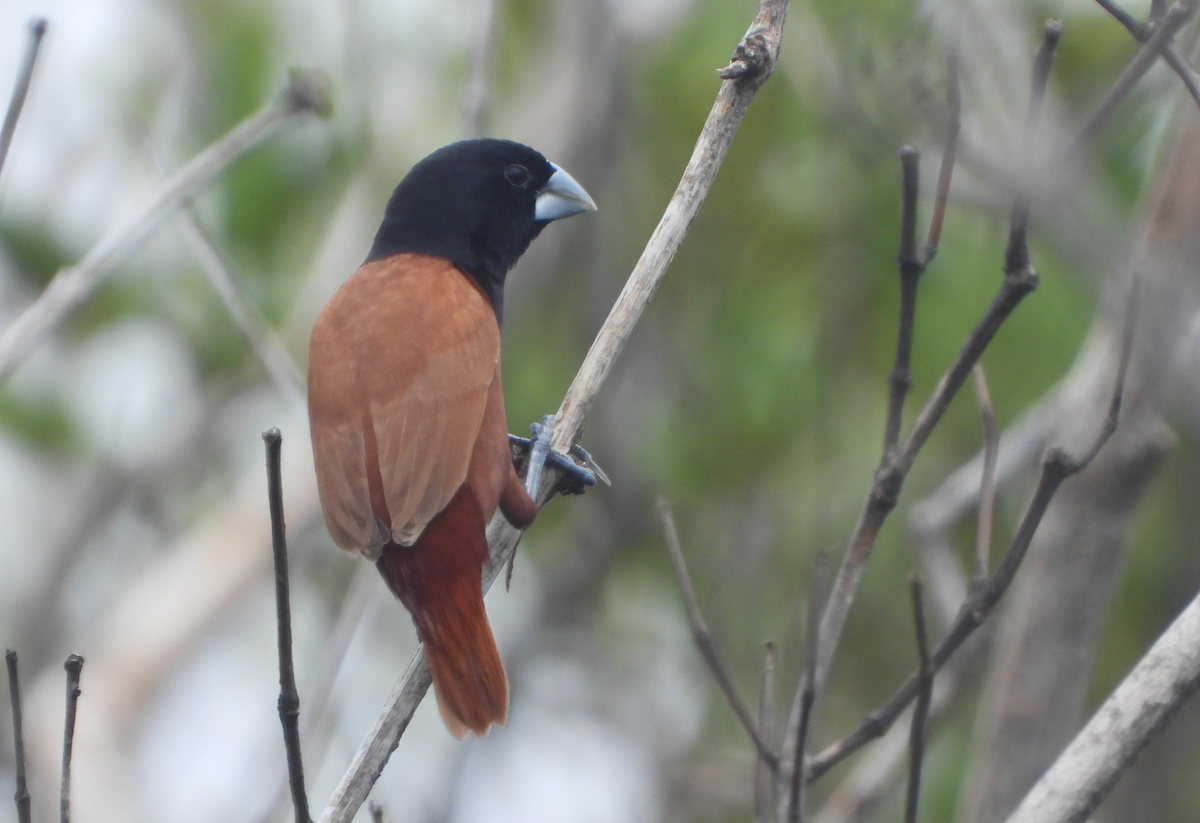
(309, 254, 500, 557)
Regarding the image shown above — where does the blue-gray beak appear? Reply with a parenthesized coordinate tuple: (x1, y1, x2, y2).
(534, 163, 597, 222)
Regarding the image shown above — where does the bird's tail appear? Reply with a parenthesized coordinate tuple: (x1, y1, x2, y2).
(375, 488, 508, 739)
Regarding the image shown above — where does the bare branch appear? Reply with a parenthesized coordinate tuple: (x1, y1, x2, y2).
(1001, 589, 1200, 823)
(315, 4, 790, 819)
(548, 0, 788, 458)
(812, 20, 1059, 698)
(786, 553, 828, 823)
(884, 146, 923, 456)
(903, 576, 933, 823)
(808, 277, 1137, 779)
(1094, 0, 1200, 110)
(971, 364, 999, 585)
(60, 655, 83, 823)
(757, 642, 777, 823)
(264, 429, 312, 823)
(659, 498, 779, 768)
(0, 18, 47, 181)
(0, 68, 331, 386)
(6, 650, 31, 823)
(1064, 2, 1195, 156)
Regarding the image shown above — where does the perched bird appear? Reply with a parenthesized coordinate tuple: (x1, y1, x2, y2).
(308, 139, 596, 738)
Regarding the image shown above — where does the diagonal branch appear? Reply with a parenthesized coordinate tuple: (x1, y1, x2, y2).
(314, 3, 789, 821)
(806, 267, 1139, 782)
(659, 498, 779, 768)
(1064, 1, 1195, 156)
(0, 68, 331, 386)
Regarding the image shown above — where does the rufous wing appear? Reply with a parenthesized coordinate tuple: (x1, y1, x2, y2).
(309, 253, 500, 558)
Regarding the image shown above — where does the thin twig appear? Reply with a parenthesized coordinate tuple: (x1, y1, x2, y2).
(461, 0, 497, 138)
(1007, 19, 1062, 276)
(0, 68, 331, 385)
(1095, 0, 1149, 36)
(264, 429, 311, 823)
(904, 575, 933, 823)
(659, 498, 779, 768)
(0, 18, 47, 182)
(811, 20, 1060, 699)
(315, 5, 789, 820)
(6, 650, 31, 823)
(757, 642, 777, 823)
(368, 801, 386, 823)
(1063, 2, 1194, 157)
(174, 206, 306, 409)
(922, 51, 960, 265)
(971, 364, 999, 586)
(807, 281, 1138, 781)
(884, 146, 924, 456)
(1093, 0, 1200, 110)
(786, 553, 828, 823)
(60, 655, 83, 823)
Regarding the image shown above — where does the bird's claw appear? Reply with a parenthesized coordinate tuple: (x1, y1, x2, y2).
(509, 416, 605, 497)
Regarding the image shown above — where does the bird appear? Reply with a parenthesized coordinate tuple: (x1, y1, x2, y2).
(307, 139, 596, 738)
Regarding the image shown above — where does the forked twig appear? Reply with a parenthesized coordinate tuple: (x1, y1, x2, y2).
(807, 268, 1140, 782)
(1094, 0, 1200, 110)
(6, 650, 31, 823)
(659, 498, 778, 768)
(811, 19, 1060, 701)
(0, 18, 47, 181)
(60, 655, 83, 823)
(1064, 1, 1195, 156)
(264, 429, 312, 823)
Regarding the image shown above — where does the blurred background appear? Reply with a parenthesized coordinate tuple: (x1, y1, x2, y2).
(1, 0, 1199, 821)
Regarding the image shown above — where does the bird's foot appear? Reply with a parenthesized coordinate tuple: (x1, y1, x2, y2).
(509, 415, 608, 497)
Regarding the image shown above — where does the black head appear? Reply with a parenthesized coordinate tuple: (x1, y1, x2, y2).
(365, 139, 596, 320)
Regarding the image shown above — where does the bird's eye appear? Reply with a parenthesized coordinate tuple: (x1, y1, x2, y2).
(504, 164, 530, 187)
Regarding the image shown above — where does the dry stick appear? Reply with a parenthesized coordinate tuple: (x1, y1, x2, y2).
(0, 67, 331, 386)
(921, 52, 960, 266)
(807, 270, 1140, 784)
(60, 655, 83, 823)
(971, 364, 999, 586)
(315, 4, 789, 821)
(1094, 0, 1200, 111)
(6, 650, 31, 823)
(757, 642, 778, 823)
(903, 576, 933, 823)
(659, 498, 779, 768)
(1001, 588, 1200, 823)
(0, 18, 46, 181)
(786, 553, 829, 823)
(810, 18, 1060, 700)
(263, 429, 312, 823)
(1064, 1, 1195, 157)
